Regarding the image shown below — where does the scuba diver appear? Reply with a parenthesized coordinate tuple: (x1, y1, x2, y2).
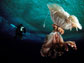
(15, 24, 26, 40)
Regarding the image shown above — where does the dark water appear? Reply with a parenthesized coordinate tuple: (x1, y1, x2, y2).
(0, 32, 84, 63)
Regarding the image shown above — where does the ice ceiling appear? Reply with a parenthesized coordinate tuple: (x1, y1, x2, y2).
(0, 0, 84, 40)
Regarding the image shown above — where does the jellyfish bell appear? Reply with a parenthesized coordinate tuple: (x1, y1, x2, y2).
(47, 3, 64, 13)
(47, 3, 82, 31)
(68, 15, 82, 31)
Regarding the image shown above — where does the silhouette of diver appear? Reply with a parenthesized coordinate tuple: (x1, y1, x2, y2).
(15, 24, 26, 40)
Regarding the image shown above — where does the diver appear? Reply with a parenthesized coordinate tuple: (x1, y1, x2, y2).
(15, 24, 26, 40)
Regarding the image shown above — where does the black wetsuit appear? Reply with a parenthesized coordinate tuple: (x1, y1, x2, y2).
(15, 24, 26, 39)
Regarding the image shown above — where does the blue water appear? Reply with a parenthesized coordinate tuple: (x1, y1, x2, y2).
(0, 0, 84, 41)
